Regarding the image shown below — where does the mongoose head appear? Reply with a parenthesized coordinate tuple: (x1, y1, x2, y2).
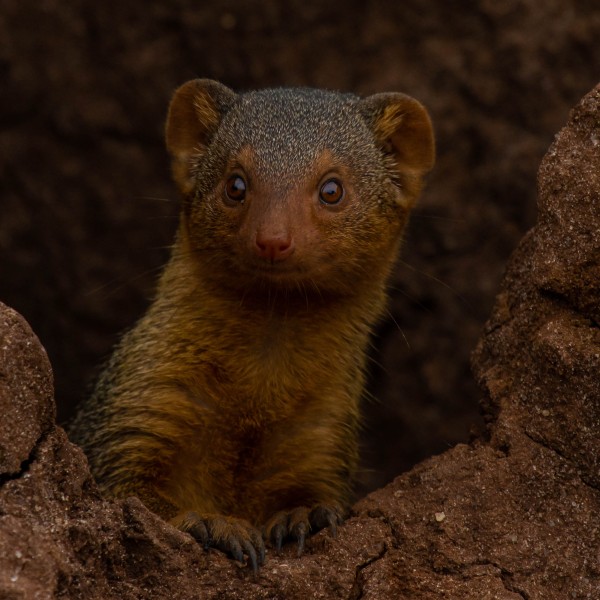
(165, 79, 434, 299)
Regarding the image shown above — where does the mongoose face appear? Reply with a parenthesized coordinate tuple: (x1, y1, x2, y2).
(166, 80, 434, 299)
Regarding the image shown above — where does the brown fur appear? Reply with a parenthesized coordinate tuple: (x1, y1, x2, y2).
(69, 79, 434, 566)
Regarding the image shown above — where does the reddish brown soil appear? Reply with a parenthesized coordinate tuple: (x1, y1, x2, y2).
(1, 82, 599, 599)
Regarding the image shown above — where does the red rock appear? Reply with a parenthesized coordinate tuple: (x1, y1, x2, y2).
(0, 304, 54, 476)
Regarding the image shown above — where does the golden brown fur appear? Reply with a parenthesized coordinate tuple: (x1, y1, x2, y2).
(69, 79, 434, 569)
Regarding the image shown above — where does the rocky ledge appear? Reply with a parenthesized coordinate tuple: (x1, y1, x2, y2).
(1, 84, 599, 599)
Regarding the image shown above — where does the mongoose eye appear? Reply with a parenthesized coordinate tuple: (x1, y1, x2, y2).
(319, 178, 344, 205)
(225, 175, 247, 202)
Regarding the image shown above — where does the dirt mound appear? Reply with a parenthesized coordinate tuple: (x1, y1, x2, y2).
(1, 83, 599, 600)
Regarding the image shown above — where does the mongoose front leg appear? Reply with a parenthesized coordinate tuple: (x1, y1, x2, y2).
(172, 511, 265, 573)
(263, 503, 345, 556)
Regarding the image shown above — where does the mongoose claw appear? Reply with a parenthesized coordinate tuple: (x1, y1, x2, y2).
(178, 511, 265, 573)
(263, 503, 344, 556)
(293, 522, 307, 557)
(308, 504, 344, 537)
(272, 522, 286, 553)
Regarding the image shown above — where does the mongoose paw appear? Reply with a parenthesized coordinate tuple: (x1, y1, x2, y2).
(263, 503, 344, 557)
(177, 511, 265, 573)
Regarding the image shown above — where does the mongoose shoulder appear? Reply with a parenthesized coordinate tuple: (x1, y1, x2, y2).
(69, 79, 435, 571)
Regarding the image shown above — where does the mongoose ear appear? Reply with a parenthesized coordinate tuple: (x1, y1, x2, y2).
(359, 93, 435, 205)
(165, 79, 237, 194)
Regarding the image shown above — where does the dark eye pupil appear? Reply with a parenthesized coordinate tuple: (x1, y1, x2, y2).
(226, 175, 246, 201)
(320, 179, 343, 204)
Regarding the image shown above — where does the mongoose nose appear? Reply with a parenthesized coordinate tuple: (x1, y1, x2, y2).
(254, 231, 295, 262)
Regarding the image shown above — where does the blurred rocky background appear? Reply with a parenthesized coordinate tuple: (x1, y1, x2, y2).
(1, 0, 599, 494)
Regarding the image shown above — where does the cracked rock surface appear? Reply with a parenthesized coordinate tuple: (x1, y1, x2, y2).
(1, 87, 599, 598)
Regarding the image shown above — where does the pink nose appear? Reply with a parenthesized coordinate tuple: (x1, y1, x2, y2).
(254, 231, 294, 262)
